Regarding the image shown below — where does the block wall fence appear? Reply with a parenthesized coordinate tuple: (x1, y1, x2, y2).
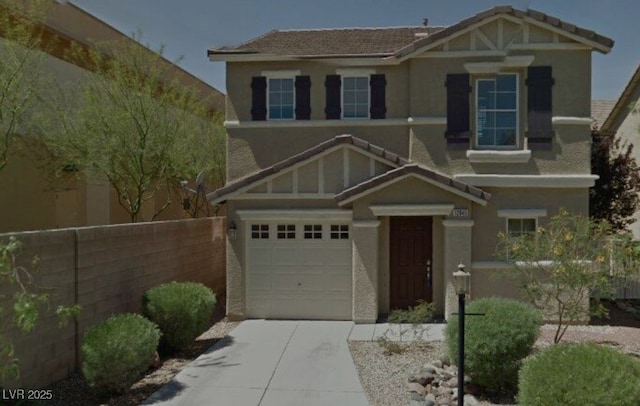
(0, 217, 226, 389)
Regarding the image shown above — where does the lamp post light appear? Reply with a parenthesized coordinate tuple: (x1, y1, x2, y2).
(453, 263, 470, 406)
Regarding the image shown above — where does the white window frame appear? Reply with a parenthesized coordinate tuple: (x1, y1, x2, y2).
(475, 73, 519, 150)
(262, 70, 300, 121)
(341, 76, 370, 119)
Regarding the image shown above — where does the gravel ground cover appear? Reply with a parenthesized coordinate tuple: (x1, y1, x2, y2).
(348, 323, 640, 406)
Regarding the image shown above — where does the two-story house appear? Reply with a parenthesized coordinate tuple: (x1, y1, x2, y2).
(208, 6, 613, 323)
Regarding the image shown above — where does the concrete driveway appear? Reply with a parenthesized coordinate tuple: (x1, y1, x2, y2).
(143, 320, 369, 406)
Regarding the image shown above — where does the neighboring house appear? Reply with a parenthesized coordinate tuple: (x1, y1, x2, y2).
(0, 1, 224, 233)
(208, 6, 613, 322)
(594, 64, 640, 238)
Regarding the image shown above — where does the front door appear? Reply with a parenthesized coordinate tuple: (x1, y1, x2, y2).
(390, 216, 433, 309)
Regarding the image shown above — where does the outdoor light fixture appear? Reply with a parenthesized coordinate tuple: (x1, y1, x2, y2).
(453, 263, 470, 406)
(453, 263, 471, 295)
(228, 221, 237, 241)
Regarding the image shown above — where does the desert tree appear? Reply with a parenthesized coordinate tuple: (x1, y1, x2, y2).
(43, 34, 225, 222)
(496, 209, 639, 343)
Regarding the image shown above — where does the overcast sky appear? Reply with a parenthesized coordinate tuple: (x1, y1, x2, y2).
(70, 0, 640, 100)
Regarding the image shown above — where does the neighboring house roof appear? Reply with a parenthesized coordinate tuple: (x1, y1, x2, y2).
(3, 0, 225, 112)
(208, 6, 613, 59)
(600, 63, 640, 135)
(207, 135, 490, 206)
(591, 99, 617, 132)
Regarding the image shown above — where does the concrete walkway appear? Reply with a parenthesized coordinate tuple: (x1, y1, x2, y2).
(143, 320, 370, 406)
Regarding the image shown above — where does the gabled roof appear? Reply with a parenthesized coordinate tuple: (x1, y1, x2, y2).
(335, 164, 491, 206)
(208, 6, 613, 60)
(206, 135, 409, 203)
(207, 135, 490, 206)
(600, 63, 640, 135)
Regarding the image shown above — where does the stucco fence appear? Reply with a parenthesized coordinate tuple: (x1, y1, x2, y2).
(0, 217, 226, 389)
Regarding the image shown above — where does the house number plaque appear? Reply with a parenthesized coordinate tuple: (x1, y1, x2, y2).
(452, 208, 470, 218)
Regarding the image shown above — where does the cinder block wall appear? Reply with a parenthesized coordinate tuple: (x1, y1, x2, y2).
(0, 217, 226, 389)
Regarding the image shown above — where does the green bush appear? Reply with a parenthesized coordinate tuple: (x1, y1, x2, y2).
(82, 313, 160, 394)
(518, 343, 640, 406)
(387, 299, 434, 324)
(445, 297, 541, 395)
(143, 281, 216, 352)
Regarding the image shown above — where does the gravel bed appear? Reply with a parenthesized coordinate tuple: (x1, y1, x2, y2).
(43, 319, 240, 406)
(348, 324, 640, 406)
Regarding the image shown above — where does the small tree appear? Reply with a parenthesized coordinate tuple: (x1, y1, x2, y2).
(590, 131, 640, 231)
(496, 209, 637, 343)
(44, 34, 225, 222)
(0, 237, 80, 381)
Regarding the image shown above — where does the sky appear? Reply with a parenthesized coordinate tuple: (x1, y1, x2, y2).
(69, 0, 640, 100)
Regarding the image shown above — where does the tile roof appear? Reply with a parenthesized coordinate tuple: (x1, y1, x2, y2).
(591, 99, 617, 131)
(211, 27, 443, 58)
(208, 6, 613, 59)
(334, 164, 491, 205)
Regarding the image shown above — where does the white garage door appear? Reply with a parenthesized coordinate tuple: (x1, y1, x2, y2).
(246, 221, 352, 320)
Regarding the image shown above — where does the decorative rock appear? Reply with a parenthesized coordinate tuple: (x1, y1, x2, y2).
(409, 392, 423, 401)
(423, 399, 435, 406)
(407, 382, 426, 396)
(463, 394, 479, 406)
(423, 363, 438, 373)
(446, 377, 458, 388)
(431, 359, 443, 369)
(425, 393, 436, 403)
(409, 371, 435, 386)
(439, 353, 450, 366)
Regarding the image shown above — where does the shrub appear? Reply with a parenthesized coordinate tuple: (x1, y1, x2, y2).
(518, 343, 640, 406)
(81, 313, 160, 394)
(445, 297, 541, 395)
(143, 281, 216, 352)
(387, 300, 434, 324)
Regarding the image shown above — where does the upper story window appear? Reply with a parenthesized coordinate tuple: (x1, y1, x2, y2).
(476, 74, 518, 148)
(445, 65, 554, 151)
(268, 78, 295, 120)
(342, 76, 369, 119)
(251, 71, 310, 121)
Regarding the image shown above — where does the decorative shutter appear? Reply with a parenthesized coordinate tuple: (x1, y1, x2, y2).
(295, 75, 311, 120)
(325, 75, 341, 119)
(250, 76, 267, 121)
(370, 74, 387, 119)
(445, 73, 471, 147)
(526, 66, 554, 149)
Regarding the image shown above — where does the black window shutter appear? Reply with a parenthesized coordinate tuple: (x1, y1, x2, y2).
(251, 76, 267, 121)
(526, 66, 554, 149)
(445, 73, 471, 146)
(325, 75, 341, 119)
(295, 75, 311, 120)
(370, 74, 387, 119)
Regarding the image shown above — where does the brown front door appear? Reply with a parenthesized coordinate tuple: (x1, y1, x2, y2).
(390, 216, 433, 309)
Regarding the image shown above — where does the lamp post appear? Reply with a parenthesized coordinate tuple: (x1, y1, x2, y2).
(453, 263, 470, 406)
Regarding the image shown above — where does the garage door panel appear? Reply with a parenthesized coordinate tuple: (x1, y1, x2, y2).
(247, 220, 352, 320)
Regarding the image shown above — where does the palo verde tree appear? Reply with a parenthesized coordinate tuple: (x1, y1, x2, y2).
(0, 0, 50, 172)
(44, 35, 225, 222)
(590, 130, 640, 232)
(496, 209, 639, 343)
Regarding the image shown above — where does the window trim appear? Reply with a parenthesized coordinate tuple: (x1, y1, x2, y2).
(475, 72, 519, 150)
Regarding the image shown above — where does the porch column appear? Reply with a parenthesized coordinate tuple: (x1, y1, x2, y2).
(352, 220, 380, 323)
(442, 219, 474, 319)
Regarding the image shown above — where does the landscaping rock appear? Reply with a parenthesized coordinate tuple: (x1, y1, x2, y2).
(463, 394, 479, 405)
(407, 382, 426, 396)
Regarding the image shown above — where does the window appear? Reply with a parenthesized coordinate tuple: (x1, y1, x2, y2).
(304, 224, 322, 239)
(507, 218, 536, 237)
(330, 225, 349, 239)
(476, 73, 518, 148)
(268, 78, 295, 120)
(251, 224, 269, 239)
(277, 224, 296, 239)
(342, 76, 369, 119)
